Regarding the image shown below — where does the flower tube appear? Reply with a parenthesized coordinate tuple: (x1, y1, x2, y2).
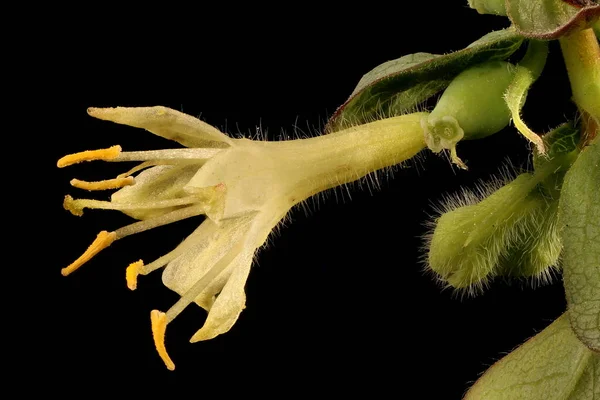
(59, 106, 428, 369)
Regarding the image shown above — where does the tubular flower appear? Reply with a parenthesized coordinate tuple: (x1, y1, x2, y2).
(59, 106, 428, 370)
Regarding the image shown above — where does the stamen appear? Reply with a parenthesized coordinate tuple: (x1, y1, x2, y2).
(114, 204, 205, 239)
(63, 195, 204, 216)
(58, 147, 218, 170)
(126, 260, 143, 290)
(62, 231, 117, 276)
(57, 146, 122, 168)
(150, 310, 175, 371)
(63, 205, 204, 277)
(70, 176, 135, 191)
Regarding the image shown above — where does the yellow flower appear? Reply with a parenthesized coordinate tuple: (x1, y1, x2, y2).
(58, 106, 428, 370)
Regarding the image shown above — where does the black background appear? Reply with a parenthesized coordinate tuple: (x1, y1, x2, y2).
(35, 1, 576, 396)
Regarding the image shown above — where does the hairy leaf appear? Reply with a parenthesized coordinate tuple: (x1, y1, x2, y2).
(506, 0, 600, 39)
(533, 124, 580, 172)
(326, 29, 523, 132)
(465, 313, 599, 399)
(559, 136, 600, 352)
(468, 0, 507, 16)
(534, 123, 580, 199)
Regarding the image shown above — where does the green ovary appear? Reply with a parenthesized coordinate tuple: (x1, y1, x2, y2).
(429, 61, 515, 140)
(421, 61, 517, 168)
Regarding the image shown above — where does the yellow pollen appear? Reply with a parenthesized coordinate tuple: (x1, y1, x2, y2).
(61, 231, 117, 276)
(70, 176, 135, 191)
(57, 145, 122, 168)
(150, 310, 175, 371)
(126, 260, 143, 290)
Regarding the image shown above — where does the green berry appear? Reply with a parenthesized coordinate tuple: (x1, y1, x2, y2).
(431, 61, 516, 139)
(422, 61, 516, 168)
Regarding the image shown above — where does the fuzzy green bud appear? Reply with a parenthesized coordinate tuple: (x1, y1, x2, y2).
(426, 123, 579, 292)
(426, 173, 542, 293)
(499, 198, 562, 283)
(498, 126, 579, 281)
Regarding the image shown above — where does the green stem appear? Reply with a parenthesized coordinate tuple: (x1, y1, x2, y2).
(559, 28, 600, 145)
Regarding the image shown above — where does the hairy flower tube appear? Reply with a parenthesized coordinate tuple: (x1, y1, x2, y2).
(58, 106, 429, 370)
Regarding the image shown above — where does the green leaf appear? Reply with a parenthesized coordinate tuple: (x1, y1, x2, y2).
(558, 136, 600, 352)
(468, 0, 507, 16)
(534, 123, 580, 199)
(533, 124, 580, 173)
(465, 313, 599, 400)
(326, 29, 524, 132)
(570, 353, 600, 399)
(506, 0, 600, 39)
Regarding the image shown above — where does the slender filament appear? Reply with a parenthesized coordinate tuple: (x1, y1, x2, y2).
(64, 195, 205, 216)
(115, 148, 221, 162)
(114, 204, 206, 239)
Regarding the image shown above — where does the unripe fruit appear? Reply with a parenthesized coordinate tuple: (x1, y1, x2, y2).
(422, 61, 516, 168)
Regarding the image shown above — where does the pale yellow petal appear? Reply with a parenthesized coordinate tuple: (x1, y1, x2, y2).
(111, 164, 201, 219)
(161, 217, 253, 310)
(88, 106, 233, 148)
(185, 143, 289, 220)
(189, 249, 254, 342)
